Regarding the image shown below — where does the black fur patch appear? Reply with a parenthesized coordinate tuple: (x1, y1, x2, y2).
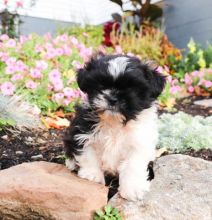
(64, 105, 99, 158)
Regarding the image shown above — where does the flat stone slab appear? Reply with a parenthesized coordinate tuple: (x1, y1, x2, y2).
(194, 99, 212, 107)
(0, 161, 108, 220)
(110, 155, 212, 220)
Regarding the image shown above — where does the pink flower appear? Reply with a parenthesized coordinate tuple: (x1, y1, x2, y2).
(166, 75, 172, 83)
(15, 60, 27, 72)
(63, 98, 71, 106)
(30, 68, 42, 79)
(0, 34, 9, 41)
(52, 93, 64, 104)
(188, 86, 194, 93)
(55, 48, 64, 56)
(6, 57, 16, 66)
(5, 65, 16, 74)
(79, 47, 92, 62)
(36, 60, 48, 71)
(52, 79, 64, 91)
(35, 45, 43, 53)
(11, 74, 23, 81)
(204, 80, 212, 88)
(49, 69, 61, 83)
(72, 60, 83, 70)
(70, 37, 79, 46)
(115, 45, 122, 54)
(25, 80, 38, 89)
(156, 66, 163, 74)
(63, 87, 76, 98)
(6, 39, 16, 48)
(46, 48, 57, 59)
(184, 73, 192, 85)
(16, 1, 23, 7)
(59, 34, 68, 42)
(0, 82, 15, 95)
(62, 44, 72, 56)
(170, 85, 181, 94)
(20, 35, 29, 44)
(191, 71, 199, 77)
(44, 33, 52, 41)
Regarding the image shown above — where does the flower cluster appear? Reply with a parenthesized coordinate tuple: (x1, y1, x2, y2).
(183, 69, 212, 94)
(0, 33, 92, 112)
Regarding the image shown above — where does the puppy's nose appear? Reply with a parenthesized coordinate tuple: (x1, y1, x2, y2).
(108, 96, 118, 105)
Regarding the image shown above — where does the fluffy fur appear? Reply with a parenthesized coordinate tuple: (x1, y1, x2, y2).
(64, 55, 165, 201)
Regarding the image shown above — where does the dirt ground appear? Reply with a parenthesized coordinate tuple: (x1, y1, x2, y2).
(0, 96, 211, 171)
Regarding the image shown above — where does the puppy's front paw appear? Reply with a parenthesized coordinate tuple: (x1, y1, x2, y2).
(78, 168, 105, 184)
(119, 178, 150, 201)
(65, 158, 76, 171)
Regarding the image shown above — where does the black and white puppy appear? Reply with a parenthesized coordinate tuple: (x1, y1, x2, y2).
(64, 54, 165, 201)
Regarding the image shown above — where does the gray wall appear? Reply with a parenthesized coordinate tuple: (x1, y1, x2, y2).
(164, 0, 212, 49)
(19, 16, 76, 36)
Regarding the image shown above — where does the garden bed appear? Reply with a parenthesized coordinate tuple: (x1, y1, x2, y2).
(0, 96, 211, 171)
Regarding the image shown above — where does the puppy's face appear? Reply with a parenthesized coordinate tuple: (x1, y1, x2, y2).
(77, 55, 165, 122)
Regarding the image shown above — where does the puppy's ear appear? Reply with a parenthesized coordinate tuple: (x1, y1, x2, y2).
(76, 57, 97, 93)
(144, 63, 166, 99)
(77, 68, 88, 93)
(149, 68, 166, 99)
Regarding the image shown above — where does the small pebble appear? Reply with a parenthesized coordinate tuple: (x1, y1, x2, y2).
(39, 146, 48, 151)
(36, 138, 46, 144)
(26, 136, 34, 142)
(15, 151, 24, 155)
(31, 154, 43, 160)
(1, 135, 8, 140)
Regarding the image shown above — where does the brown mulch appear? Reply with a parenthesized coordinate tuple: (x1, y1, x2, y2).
(158, 96, 212, 117)
(0, 96, 211, 172)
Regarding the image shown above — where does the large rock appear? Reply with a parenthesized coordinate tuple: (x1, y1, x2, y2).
(110, 155, 212, 220)
(0, 162, 108, 220)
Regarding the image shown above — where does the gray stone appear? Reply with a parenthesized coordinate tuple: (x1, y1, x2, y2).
(194, 99, 212, 107)
(110, 155, 212, 220)
(31, 154, 43, 160)
(15, 151, 24, 155)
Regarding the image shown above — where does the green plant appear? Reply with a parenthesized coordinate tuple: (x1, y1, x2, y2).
(158, 112, 212, 153)
(168, 39, 212, 79)
(94, 205, 122, 220)
(57, 25, 103, 48)
(0, 117, 15, 131)
(111, 23, 181, 66)
(0, 94, 42, 129)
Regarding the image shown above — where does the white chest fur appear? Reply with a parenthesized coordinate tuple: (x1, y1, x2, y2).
(74, 106, 158, 174)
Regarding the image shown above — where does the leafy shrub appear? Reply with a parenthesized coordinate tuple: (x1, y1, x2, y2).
(158, 112, 212, 152)
(168, 39, 212, 79)
(111, 24, 181, 66)
(94, 205, 122, 220)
